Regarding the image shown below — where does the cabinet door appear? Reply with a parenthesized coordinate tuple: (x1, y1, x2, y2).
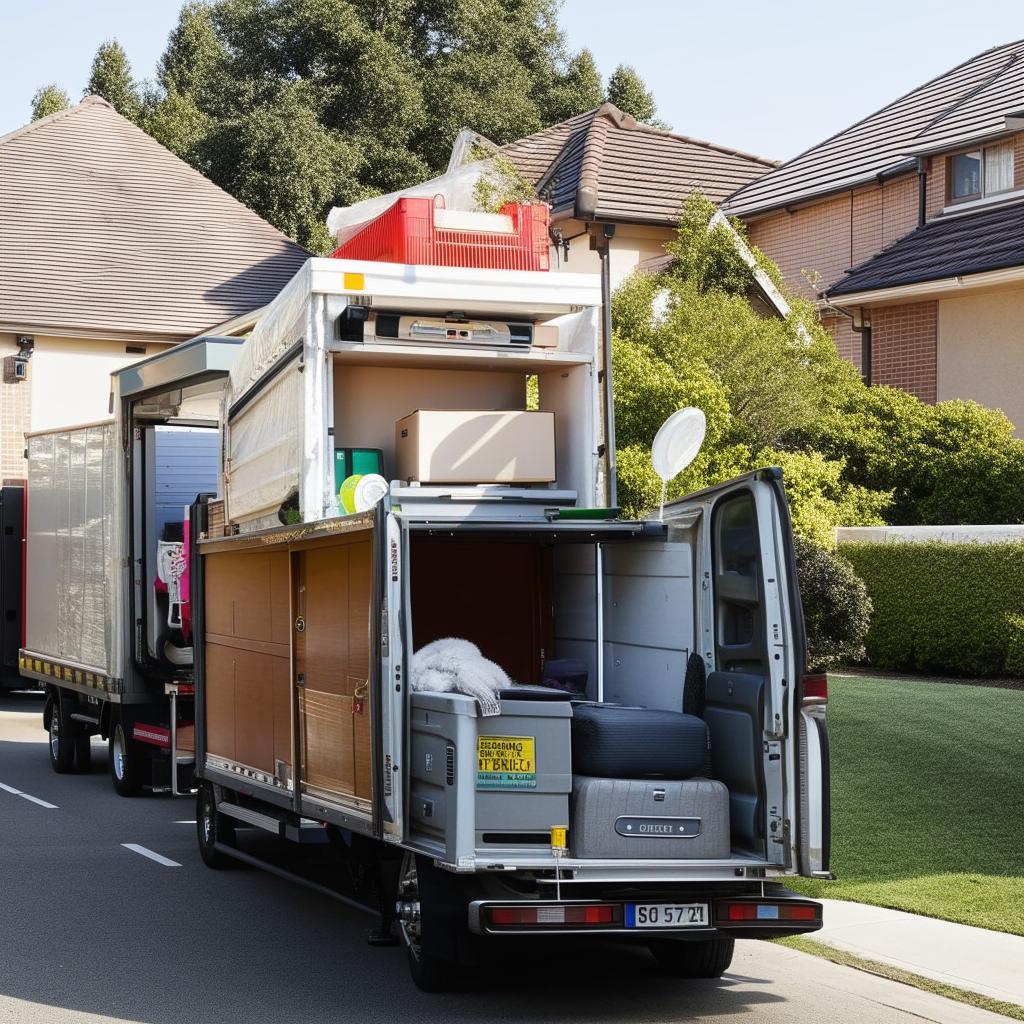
(294, 532, 373, 804)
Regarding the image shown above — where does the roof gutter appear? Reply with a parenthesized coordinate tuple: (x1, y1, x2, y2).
(827, 263, 1024, 306)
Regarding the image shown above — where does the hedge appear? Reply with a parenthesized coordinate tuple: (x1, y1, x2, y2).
(839, 541, 1024, 677)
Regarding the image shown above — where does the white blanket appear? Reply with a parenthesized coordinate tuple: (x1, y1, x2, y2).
(411, 638, 510, 716)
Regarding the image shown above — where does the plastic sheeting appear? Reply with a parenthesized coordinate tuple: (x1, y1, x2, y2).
(325, 161, 500, 248)
(225, 363, 304, 523)
(24, 423, 119, 675)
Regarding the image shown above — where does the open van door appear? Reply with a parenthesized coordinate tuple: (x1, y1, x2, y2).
(662, 467, 830, 878)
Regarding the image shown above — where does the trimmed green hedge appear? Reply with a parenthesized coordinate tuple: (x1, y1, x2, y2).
(839, 541, 1024, 677)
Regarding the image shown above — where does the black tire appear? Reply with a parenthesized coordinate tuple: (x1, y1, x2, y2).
(196, 783, 235, 869)
(47, 691, 76, 774)
(108, 716, 143, 797)
(648, 936, 735, 979)
(74, 734, 92, 772)
(398, 852, 459, 992)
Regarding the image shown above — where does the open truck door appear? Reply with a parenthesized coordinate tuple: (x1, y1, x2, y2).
(662, 468, 830, 878)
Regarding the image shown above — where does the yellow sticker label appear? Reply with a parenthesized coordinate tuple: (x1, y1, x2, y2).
(550, 827, 567, 850)
(343, 271, 365, 291)
(477, 735, 537, 790)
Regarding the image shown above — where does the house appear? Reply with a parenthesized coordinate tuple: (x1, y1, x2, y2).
(0, 96, 308, 478)
(498, 102, 780, 290)
(723, 40, 1024, 427)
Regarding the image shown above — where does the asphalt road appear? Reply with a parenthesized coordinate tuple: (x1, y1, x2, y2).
(0, 690, 1008, 1024)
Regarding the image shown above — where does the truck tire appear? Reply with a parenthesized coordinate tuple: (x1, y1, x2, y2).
(108, 717, 143, 797)
(397, 852, 458, 992)
(648, 935, 735, 978)
(48, 691, 76, 774)
(74, 734, 92, 772)
(196, 783, 235, 869)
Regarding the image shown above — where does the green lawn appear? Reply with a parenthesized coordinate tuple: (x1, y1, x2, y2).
(789, 674, 1024, 936)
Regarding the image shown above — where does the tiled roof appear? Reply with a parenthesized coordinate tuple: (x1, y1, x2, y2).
(502, 104, 777, 225)
(724, 39, 1024, 218)
(828, 200, 1024, 297)
(0, 97, 310, 341)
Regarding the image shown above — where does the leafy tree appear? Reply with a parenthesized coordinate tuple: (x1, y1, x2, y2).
(31, 85, 70, 121)
(116, 0, 609, 251)
(607, 63, 663, 126)
(86, 40, 141, 122)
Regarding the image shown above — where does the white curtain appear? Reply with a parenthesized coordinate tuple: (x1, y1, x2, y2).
(985, 144, 1014, 194)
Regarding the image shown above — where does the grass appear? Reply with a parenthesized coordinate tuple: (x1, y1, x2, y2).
(777, 936, 1024, 1020)
(788, 674, 1024, 936)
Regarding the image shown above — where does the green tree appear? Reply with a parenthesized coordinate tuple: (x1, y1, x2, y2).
(86, 40, 141, 122)
(30, 84, 70, 121)
(607, 63, 662, 126)
(121, 0, 603, 251)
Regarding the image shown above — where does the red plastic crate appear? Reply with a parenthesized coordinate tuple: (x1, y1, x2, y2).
(330, 195, 550, 271)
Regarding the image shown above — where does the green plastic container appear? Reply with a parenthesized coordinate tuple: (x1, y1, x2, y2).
(334, 448, 384, 492)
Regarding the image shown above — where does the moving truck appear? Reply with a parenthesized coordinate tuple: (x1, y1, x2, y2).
(188, 258, 830, 989)
(21, 256, 830, 989)
(20, 338, 241, 793)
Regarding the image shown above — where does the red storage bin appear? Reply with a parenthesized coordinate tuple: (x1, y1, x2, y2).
(330, 196, 550, 271)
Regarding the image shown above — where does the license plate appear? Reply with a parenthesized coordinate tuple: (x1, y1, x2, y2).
(626, 903, 709, 929)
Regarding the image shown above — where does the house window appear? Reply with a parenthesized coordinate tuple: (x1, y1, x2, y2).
(949, 142, 1015, 201)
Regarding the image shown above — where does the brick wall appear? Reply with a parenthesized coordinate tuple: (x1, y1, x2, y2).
(0, 342, 31, 479)
(870, 302, 938, 402)
(1015, 133, 1024, 190)
(824, 315, 864, 375)
(747, 173, 919, 299)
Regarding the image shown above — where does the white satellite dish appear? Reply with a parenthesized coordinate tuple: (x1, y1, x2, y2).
(650, 407, 707, 519)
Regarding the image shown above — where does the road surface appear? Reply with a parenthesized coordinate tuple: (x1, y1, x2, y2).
(0, 691, 1006, 1024)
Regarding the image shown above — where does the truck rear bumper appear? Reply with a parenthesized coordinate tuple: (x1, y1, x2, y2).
(468, 893, 822, 938)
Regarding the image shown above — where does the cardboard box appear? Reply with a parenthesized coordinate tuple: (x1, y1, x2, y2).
(395, 410, 555, 484)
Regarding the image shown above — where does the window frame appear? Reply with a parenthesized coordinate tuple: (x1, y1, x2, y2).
(946, 139, 1016, 205)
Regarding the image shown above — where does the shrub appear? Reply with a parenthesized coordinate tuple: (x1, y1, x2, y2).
(1003, 614, 1024, 678)
(793, 537, 872, 671)
(839, 540, 1024, 676)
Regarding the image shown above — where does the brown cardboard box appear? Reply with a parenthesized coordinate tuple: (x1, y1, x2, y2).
(395, 410, 555, 484)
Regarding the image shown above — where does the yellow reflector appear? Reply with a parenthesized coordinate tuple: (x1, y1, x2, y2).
(550, 827, 567, 850)
(343, 272, 365, 290)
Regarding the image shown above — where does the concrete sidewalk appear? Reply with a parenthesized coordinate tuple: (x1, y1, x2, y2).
(816, 899, 1024, 1007)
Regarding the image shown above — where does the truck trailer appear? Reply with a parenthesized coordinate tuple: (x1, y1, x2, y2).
(186, 258, 830, 988)
(20, 338, 241, 793)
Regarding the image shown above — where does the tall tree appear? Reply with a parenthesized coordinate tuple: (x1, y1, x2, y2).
(31, 85, 70, 121)
(607, 63, 662, 126)
(107, 0, 602, 251)
(86, 40, 141, 122)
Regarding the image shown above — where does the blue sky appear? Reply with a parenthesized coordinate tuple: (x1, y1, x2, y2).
(2, 1, 1022, 160)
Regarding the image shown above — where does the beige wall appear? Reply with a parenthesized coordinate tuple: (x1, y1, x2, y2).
(937, 286, 1024, 433)
(0, 332, 169, 478)
(551, 223, 675, 290)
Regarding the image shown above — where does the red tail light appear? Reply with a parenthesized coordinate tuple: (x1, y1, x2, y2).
(486, 903, 617, 929)
(802, 673, 828, 702)
(721, 901, 820, 923)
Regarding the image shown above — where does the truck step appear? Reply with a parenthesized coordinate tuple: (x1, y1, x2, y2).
(216, 801, 329, 844)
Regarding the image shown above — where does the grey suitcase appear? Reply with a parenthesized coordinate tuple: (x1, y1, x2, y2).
(571, 776, 730, 859)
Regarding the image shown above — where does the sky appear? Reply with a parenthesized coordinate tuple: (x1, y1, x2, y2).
(1, 1, 1022, 160)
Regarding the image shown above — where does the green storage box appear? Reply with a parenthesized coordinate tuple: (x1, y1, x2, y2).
(334, 447, 384, 492)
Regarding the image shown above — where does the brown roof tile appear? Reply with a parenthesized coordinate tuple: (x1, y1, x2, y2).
(502, 104, 777, 225)
(0, 97, 310, 341)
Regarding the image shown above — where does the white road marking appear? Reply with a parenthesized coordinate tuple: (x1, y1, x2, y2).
(0, 781, 58, 808)
(174, 820, 196, 824)
(121, 843, 181, 867)
(17, 793, 59, 809)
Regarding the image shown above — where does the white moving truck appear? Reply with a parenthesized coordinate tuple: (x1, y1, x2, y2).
(187, 258, 830, 989)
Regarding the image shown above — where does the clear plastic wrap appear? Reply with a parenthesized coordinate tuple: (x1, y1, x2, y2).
(24, 422, 118, 675)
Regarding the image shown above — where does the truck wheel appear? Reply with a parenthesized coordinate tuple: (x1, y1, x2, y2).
(109, 717, 142, 796)
(48, 692, 76, 774)
(648, 936, 735, 978)
(196, 784, 235, 869)
(397, 852, 458, 992)
(74, 734, 92, 772)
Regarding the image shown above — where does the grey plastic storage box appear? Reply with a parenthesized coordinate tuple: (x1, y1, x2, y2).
(571, 776, 731, 859)
(409, 691, 572, 866)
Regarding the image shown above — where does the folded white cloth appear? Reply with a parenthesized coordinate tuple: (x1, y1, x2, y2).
(411, 638, 510, 716)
